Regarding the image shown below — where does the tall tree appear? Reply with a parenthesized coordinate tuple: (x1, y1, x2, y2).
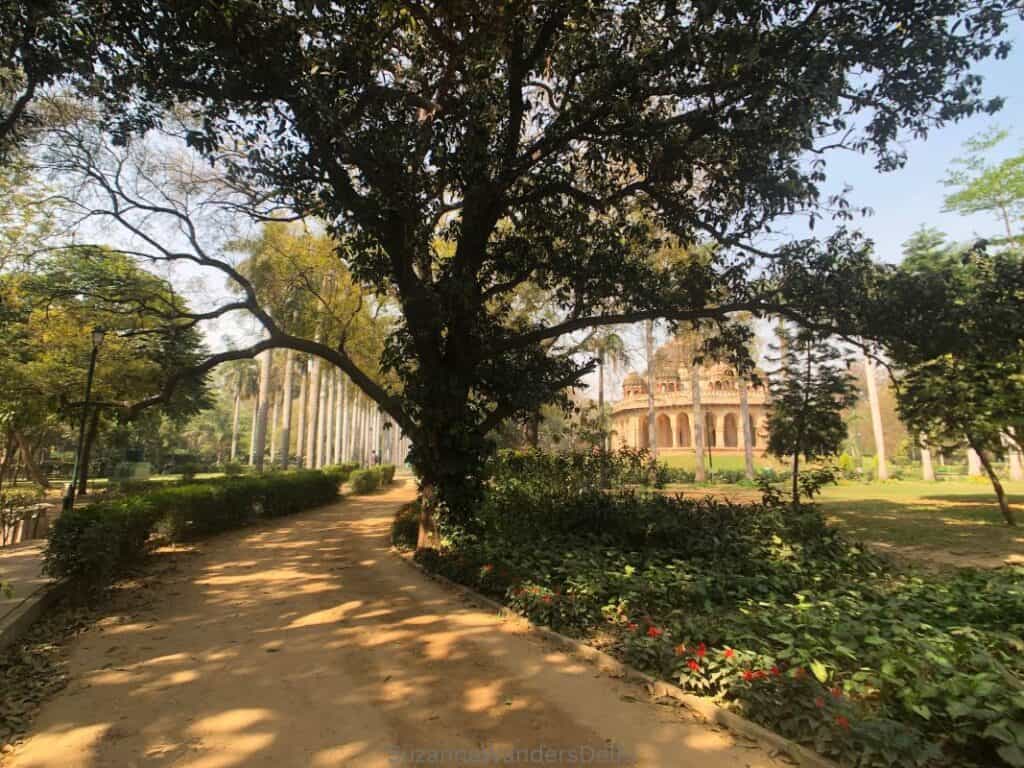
(28, 0, 1019, 541)
(766, 325, 857, 507)
(863, 356, 890, 481)
(943, 127, 1024, 242)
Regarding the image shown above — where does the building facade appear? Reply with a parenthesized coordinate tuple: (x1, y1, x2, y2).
(610, 361, 770, 455)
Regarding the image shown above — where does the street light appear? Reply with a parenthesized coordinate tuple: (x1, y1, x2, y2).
(63, 327, 106, 512)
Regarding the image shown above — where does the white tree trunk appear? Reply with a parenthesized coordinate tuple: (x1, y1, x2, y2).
(920, 433, 935, 482)
(252, 349, 273, 472)
(325, 367, 336, 466)
(334, 373, 344, 464)
(1003, 431, 1023, 481)
(738, 376, 755, 480)
(967, 446, 982, 477)
(645, 320, 657, 458)
(295, 357, 307, 467)
(316, 367, 328, 468)
(279, 348, 294, 467)
(268, 387, 279, 465)
(230, 370, 242, 462)
(305, 357, 321, 466)
(863, 356, 889, 481)
(248, 385, 260, 466)
(691, 363, 706, 482)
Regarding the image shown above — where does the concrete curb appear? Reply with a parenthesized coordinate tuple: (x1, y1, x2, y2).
(0, 579, 68, 653)
(394, 549, 839, 768)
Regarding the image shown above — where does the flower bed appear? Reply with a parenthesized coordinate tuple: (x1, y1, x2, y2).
(402, 451, 1024, 768)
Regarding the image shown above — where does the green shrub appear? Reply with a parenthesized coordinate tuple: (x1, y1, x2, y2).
(322, 462, 359, 484)
(43, 497, 159, 590)
(349, 468, 380, 494)
(44, 470, 341, 590)
(391, 502, 419, 549)
(416, 449, 1024, 768)
(379, 464, 396, 484)
(221, 461, 244, 477)
(178, 461, 202, 483)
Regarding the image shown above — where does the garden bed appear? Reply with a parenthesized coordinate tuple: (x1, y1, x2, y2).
(395, 450, 1024, 768)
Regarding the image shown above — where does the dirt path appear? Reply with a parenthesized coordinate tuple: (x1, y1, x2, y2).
(7, 481, 785, 768)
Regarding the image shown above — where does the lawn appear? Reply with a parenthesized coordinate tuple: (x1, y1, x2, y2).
(815, 479, 1024, 568)
(657, 452, 784, 471)
(663, 478, 1024, 568)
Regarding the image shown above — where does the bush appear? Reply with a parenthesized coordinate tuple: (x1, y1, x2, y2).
(349, 468, 380, 494)
(322, 462, 359, 484)
(380, 464, 396, 485)
(221, 461, 244, 477)
(44, 470, 341, 590)
(178, 461, 202, 482)
(415, 449, 1024, 768)
(391, 502, 419, 549)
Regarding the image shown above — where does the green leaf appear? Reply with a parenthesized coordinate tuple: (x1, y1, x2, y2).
(810, 660, 829, 684)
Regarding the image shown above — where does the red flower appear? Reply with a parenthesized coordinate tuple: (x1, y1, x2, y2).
(723, 648, 735, 659)
(688, 659, 700, 671)
(742, 670, 754, 681)
(835, 715, 850, 731)
(770, 666, 781, 677)
(646, 626, 663, 638)
(814, 697, 825, 709)
(753, 670, 766, 680)
(696, 642, 707, 658)
(830, 687, 842, 699)
(627, 622, 638, 632)
(674, 643, 687, 657)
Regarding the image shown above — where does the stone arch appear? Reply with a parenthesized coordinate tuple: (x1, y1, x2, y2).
(638, 416, 649, 449)
(723, 413, 739, 448)
(656, 413, 673, 448)
(705, 413, 717, 448)
(676, 413, 691, 447)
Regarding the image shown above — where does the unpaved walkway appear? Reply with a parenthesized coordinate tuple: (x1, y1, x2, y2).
(7, 482, 784, 767)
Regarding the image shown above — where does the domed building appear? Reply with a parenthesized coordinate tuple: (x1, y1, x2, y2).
(611, 357, 770, 456)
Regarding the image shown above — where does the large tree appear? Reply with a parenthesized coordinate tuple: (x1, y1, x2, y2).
(22, 0, 1020, 540)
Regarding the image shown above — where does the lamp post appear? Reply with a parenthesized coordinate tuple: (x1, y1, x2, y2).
(63, 327, 106, 512)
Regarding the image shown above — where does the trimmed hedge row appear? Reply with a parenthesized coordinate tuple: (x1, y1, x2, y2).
(44, 469, 345, 590)
(349, 464, 396, 495)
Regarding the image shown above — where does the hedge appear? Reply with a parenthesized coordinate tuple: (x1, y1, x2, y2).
(44, 470, 342, 591)
(349, 464, 397, 494)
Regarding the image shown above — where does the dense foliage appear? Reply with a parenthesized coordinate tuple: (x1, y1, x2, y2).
(404, 453, 1024, 768)
(349, 464, 397, 494)
(44, 469, 345, 590)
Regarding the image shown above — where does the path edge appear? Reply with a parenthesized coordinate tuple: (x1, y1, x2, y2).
(394, 548, 839, 768)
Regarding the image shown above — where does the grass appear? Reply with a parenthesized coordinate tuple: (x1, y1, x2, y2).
(664, 477, 1024, 568)
(657, 452, 784, 471)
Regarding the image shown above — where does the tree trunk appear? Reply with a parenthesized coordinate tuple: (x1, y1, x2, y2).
(967, 447, 982, 477)
(863, 356, 888, 481)
(334, 372, 344, 464)
(316, 367, 329, 468)
(252, 349, 272, 472)
(920, 433, 936, 482)
(279, 348, 294, 467)
(230, 370, 242, 462)
(738, 377, 755, 480)
(305, 357, 321, 466)
(524, 413, 540, 448)
(645, 320, 657, 458)
(791, 451, 800, 509)
(76, 408, 101, 495)
(1004, 430, 1023, 482)
(690, 363, 706, 482)
(969, 435, 1016, 525)
(248, 386, 259, 465)
(324, 367, 336, 465)
(13, 431, 48, 488)
(296, 357, 308, 467)
(417, 483, 441, 550)
(268, 388, 279, 466)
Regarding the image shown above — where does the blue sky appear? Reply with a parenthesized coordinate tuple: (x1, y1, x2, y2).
(782, 18, 1024, 262)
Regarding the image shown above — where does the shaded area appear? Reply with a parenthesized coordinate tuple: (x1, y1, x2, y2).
(8, 482, 780, 768)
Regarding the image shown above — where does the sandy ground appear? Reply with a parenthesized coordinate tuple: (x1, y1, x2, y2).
(6, 481, 786, 768)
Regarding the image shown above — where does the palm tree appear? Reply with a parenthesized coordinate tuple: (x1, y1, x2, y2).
(252, 348, 273, 472)
(589, 329, 629, 450)
(863, 355, 889, 481)
(223, 359, 258, 462)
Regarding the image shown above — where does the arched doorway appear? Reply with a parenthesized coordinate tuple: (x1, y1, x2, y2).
(723, 413, 738, 447)
(676, 413, 691, 447)
(705, 413, 717, 448)
(638, 416, 649, 449)
(656, 414, 673, 448)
